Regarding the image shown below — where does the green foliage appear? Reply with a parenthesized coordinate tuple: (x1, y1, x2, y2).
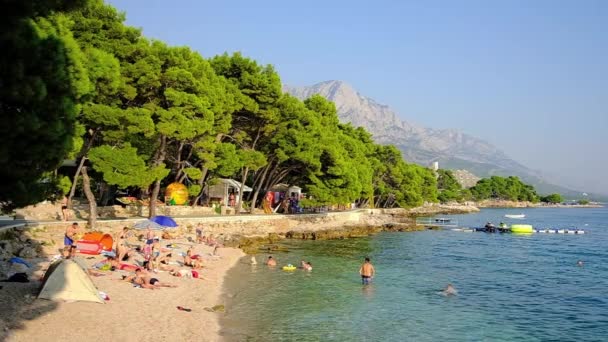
(1, 0, 457, 213)
(187, 185, 202, 197)
(436, 169, 465, 203)
(0, 1, 90, 212)
(470, 176, 539, 202)
(183, 167, 203, 181)
(540, 193, 563, 204)
(58, 176, 73, 195)
(578, 199, 589, 205)
(89, 144, 169, 189)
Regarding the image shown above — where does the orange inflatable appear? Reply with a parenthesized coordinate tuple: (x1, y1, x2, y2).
(77, 232, 114, 254)
(165, 182, 189, 205)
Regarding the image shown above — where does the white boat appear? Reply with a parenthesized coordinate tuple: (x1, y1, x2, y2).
(504, 214, 525, 219)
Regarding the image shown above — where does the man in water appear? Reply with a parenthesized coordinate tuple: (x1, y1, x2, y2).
(359, 257, 375, 285)
(442, 283, 458, 296)
(266, 256, 277, 266)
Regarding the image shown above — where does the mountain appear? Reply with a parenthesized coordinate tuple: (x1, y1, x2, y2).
(284, 80, 593, 199)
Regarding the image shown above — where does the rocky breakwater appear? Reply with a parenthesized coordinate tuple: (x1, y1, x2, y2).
(224, 209, 422, 254)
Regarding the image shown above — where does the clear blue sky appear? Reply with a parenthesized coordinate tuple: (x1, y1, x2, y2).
(107, 0, 608, 194)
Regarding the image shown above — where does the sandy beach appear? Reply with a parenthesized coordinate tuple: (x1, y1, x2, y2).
(0, 236, 244, 342)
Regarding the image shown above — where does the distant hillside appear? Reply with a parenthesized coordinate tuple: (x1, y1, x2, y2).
(451, 169, 480, 189)
(285, 80, 598, 199)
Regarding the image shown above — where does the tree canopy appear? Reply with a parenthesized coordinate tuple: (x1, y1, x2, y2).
(540, 193, 563, 204)
(5, 0, 548, 217)
(469, 176, 539, 202)
(0, 0, 91, 212)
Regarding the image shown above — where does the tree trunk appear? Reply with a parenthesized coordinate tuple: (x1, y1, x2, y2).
(236, 166, 249, 214)
(81, 166, 97, 229)
(174, 141, 184, 182)
(67, 157, 86, 208)
(192, 133, 223, 206)
(67, 130, 98, 207)
(249, 163, 271, 212)
(148, 135, 167, 218)
(192, 167, 209, 206)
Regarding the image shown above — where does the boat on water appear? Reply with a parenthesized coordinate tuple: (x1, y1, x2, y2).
(505, 214, 525, 219)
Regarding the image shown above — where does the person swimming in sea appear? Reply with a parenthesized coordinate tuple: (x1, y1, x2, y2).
(441, 283, 458, 296)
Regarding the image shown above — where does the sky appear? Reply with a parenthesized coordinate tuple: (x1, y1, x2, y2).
(107, 0, 608, 194)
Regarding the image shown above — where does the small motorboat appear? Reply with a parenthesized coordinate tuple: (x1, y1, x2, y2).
(434, 218, 451, 223)
(504, 214, 525, 219)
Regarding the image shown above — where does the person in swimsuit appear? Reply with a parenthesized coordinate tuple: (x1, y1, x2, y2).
(300, 260, 313, 271)
(266, 256, 277, 266)
(183, 247, 202, 269)
(61, 196, 70, 221)
(195, 223, 205, 244)
(442, 283, 458, 296)
(359, 257, 375, 285)
(64, 222, 79, 255)
(145, 227, 154, 245)
(116, 227, 132, 262)
(133, 268, 178, 289)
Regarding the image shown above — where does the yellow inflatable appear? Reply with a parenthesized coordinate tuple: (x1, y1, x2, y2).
(165, 182, 189, 205)
(510, 224, 534, 234)
(282, 264, 297, 271)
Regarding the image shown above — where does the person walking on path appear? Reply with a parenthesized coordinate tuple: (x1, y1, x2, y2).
(359, 257, 375, 285)
(61, 196, 70, 221)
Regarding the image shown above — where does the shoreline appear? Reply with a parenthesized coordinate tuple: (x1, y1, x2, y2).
(1, 203, 600, 341)
(1, 236, 244, 342)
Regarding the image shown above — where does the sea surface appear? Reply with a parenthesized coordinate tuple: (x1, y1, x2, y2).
(220, 207, 608, 341)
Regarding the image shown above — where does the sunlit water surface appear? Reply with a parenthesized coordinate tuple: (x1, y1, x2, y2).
(220, 207, 608, 341)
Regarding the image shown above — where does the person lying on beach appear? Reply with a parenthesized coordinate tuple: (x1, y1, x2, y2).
(184, 248, 203, 269)
(93, 256, 120, 271)
(266, 256, 277, 266)
(170, 269, 203, 280)
(206, 234, 224, 248)
(132, 268, 178, 289)
(153, 252, 180, 272)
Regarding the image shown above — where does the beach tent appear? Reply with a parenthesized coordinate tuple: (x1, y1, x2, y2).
(38, 259, 104, 303)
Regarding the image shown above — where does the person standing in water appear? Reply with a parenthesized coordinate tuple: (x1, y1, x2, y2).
(359, 257, 375, 285)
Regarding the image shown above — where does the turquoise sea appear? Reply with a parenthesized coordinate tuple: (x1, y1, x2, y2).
(220, 207, 608, 341)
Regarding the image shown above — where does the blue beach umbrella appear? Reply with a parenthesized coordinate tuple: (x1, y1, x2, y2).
(133, 220, 164, 230)
(150, 215, 178, 228)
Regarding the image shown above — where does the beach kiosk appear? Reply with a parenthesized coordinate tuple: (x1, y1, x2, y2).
(288, 185, 302, 200)
(206, 178, 252, 208)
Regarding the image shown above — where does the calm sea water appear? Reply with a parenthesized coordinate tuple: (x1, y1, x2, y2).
(220, 207, 608, 341)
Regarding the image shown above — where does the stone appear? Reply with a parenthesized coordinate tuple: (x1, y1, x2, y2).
(204, 304, 225, 313)
(18, 246, 37, 258)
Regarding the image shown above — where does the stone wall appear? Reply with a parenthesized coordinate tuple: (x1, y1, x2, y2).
(27, 208, 407, 238)
(14, 202, 218, 221)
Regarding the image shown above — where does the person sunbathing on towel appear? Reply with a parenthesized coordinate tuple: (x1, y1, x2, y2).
(133, 268, 178, 289)
(170, 269, 203, 280)
(183, 248, 202, 269)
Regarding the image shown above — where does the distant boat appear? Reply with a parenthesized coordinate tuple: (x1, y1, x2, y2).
(505, 214, 525, 219)
(435, 218, 451, 223)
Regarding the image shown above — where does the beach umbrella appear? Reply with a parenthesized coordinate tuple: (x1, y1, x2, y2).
(133, 220, 164, 230)
(150, 215, 178, 227)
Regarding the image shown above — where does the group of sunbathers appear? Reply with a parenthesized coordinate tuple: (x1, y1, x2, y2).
(86, 224, 222, 289)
